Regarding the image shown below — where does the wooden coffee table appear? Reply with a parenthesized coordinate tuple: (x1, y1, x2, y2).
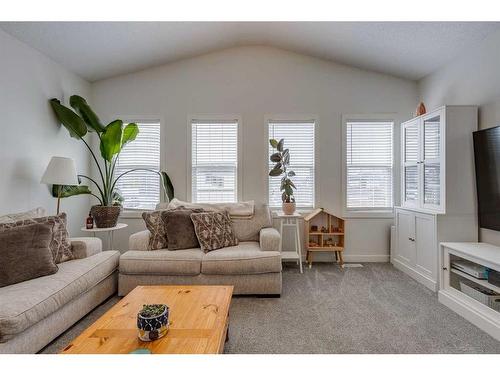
(61, 285, 233, 354)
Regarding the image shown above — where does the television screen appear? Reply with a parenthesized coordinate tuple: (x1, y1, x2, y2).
(473, 125, 500, 231)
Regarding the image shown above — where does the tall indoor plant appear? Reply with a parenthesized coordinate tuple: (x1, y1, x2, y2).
(269, 138, 297, 215)
(49, 95, 174, 227)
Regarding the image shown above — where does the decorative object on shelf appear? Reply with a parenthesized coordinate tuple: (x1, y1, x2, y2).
(137, 304, 169, 342)
(416, 101, 426, 116)
(40, 156, 79, 214)
(269, 138, 297, 215)
(85, 211, 94, 229)
(49, 95, 174, 227)
(304, 208, 345, 268)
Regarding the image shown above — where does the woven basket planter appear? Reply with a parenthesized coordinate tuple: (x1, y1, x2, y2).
(90, 205, 121, 228)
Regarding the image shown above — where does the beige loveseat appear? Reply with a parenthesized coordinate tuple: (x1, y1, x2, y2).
(0, 237, 119, 353)
(119, 203, 282, 296)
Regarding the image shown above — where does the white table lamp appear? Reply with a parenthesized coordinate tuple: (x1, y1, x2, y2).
(41, 156, 78, 214)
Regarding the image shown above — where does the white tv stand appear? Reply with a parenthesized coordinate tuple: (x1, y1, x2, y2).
(439, 242, 500, 341)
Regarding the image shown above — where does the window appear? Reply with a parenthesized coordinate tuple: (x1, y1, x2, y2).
(268, 120, 315, 208)
(345, 120, 394, 211)
(191, 120, 238, 203)
(114, 121, 161, 210)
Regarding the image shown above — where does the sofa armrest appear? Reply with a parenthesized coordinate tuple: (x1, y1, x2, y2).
(70, 237, 102, 259)
(129, 230, 150, 251)
(259, 227, 281, 252)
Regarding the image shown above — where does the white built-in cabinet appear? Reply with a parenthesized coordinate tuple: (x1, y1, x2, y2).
(392, 106, 479, 291)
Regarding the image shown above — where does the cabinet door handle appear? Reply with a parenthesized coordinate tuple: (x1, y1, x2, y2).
(408, 237, 415, 242)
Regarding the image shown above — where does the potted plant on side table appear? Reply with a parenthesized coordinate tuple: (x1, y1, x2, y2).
(49, 95, 174, 227)
(269, 138, 297, 215)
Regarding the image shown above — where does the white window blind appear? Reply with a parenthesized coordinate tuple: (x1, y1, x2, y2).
(115, 121, 161, 210)
(191, 120, 238, 203)
(268, 121, 315, 208)
(346, 121, 393, 210)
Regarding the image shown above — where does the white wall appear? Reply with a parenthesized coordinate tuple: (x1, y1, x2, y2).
(418, 29, 500, 246)
(91, 46, 418, 259)
(0, 29, 91, 235)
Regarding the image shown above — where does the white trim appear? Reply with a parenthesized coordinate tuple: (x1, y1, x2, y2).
(187, 114, 243, 203)
(341, 113, 396, 218)
(265, 114, 319, 209)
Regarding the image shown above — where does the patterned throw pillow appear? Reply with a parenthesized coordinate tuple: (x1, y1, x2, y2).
(190, 211, 239, 252)
(142, 210, 169, 250)
(0, 212, 73, 263)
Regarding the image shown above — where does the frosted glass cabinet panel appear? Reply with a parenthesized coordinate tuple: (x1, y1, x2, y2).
(401, 108, 445, 213)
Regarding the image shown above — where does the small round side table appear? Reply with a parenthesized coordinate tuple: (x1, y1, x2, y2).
(81, 223, 128, 250)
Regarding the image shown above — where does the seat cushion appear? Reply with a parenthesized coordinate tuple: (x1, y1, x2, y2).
(0, 250, 119, 341)
(201, 242, 282, 275)
(119, 249, 203, 276)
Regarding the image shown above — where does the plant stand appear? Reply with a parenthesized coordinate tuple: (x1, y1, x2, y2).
(81, 223, 128, 250)
(276, 212, 303, 273)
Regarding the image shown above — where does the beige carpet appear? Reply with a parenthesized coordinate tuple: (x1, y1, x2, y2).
(41, 263, 500, 354)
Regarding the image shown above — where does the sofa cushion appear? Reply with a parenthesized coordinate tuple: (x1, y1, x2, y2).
(0, 250, 119, 342)
(119, 249, 203, 276)
(231, 204, 272, 241)
(163, 208, 203, 250)
(0, 207, 45, 224)
(0, 223, 58, 287)
(191, 211, 238, 252)
(201, 242, 282, 275)
(0, 212, 73, 263)
(142, 210, 169, 250)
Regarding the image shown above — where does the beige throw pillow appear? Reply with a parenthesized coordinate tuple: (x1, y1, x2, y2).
(0, 212, 73, 263)
(190, 211, 238, 252)
(0, 223, 58, 287)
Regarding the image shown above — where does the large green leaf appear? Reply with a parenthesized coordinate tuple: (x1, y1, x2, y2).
(52, 184, 91, 198)
(49, 99, 87, 139)
(160, 171, 175, 201)
(122, 123, 139, 147)
(69, 95, 104, 133)
(100, 120, 123, 162)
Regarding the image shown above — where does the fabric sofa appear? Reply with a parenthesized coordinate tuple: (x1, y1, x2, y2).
(119, 203, 282, 296)
(0, 237, 119, 354)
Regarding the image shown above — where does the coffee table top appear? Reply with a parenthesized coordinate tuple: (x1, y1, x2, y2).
(61, 285, 233, 354)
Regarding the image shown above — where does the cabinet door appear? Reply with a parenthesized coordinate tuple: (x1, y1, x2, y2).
(402, 119, 420, 208)
(422, 109, 444, 212)
(414, 212, 437, 281)
(395, 210, 415, 265)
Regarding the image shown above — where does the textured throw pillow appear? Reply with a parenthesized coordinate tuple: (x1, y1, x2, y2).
(163, 208, 204, 250)
(0, 212, 72, 263)
(142, 210, 169, 250)
(190, 211, 239, 252)
(0, 207, 46, 224)
(0, 223, 58, 287)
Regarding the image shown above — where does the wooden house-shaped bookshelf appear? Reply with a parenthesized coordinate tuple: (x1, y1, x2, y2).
(304, 208, 345, 268)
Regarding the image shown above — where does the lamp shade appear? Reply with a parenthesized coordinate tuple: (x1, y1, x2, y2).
(41, 156, 78, 185)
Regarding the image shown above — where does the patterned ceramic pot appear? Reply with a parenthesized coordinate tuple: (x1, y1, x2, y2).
(282, 202, 296, 215)
(90, 205, 121, 228)
(137, 304, 169, 342)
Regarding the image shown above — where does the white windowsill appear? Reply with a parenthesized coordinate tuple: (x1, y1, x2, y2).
(343, 210, 394, 219)
(120, 210, 148, 219)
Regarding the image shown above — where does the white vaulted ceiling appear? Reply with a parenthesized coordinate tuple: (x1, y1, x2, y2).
(1, 22, 499, 82)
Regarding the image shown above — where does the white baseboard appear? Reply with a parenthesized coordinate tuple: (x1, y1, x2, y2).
(392, 258, 437, 291)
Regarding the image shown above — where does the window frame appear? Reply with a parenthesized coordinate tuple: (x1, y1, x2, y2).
(342, 114, 396, 218)
(265, 115, 318, 211)
(187, 115, 243, 203)
(113, 116, 164, 218)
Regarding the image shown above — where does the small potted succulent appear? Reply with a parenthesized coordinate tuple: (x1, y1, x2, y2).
(269, 138, 297, 215)
(137, 304, 169, 342)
